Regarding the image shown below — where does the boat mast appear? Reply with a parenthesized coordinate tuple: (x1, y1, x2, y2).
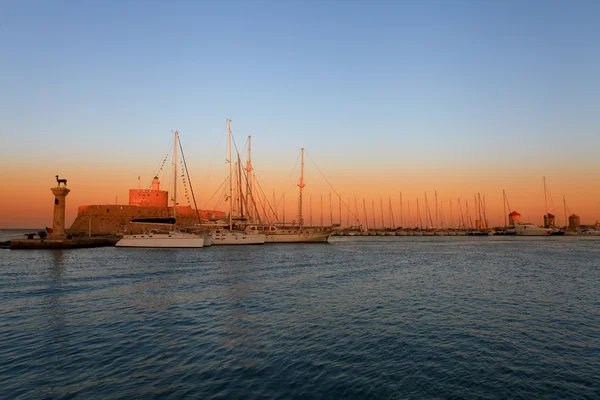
(246, 136, 253, 223)
(563, 196, 567, 229)
(417, 197, 423, 230)
(237, 155, 244, 219)
(329, 192, 333, 226)
(458, 198, 464, 229)
(435, 191, 439, 229)
(363, 198, 369, 231)
(503, 189, 507, 228)
(273, 189, 277, 221)
(400, 192, 403, 228)
(380, 196, 385, 229)
(371, 200, 376, 230)
(227, 120, 233, 231)
(297, 148, 306, 228)
(543, 176, 549, 224)
(354, 195, 360, 227)
(173, 130, 178, 222)
(346, 197, 350, 226)
(339, 196, 342, 226)
(389, 197, 395, 228)
(320, 195, 323, 226)
(310, 194, 313, 226)
(449, 199, 453, 229)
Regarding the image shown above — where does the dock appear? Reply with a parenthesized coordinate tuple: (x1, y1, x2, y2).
(8, 237, 119, 250)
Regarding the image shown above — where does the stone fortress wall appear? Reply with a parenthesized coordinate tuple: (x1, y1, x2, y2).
(69, 205, 225, 235)
(68, 176, 226, 236)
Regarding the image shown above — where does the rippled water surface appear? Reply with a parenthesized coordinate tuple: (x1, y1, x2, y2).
(1, 237, 599, 399)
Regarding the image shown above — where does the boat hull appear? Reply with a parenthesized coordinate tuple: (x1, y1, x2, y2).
(266, 231, 334, 243)
(210, 231, 266, 245)
(116, 232, 204, 248)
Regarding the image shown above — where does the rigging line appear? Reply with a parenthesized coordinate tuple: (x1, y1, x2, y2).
(212, 182, 228, 212)
(202, 176, 229, 209)
(305, 151, 360, 224)
(254, 175, 279, 223)
(178, 137, 202, 223)
(270, 152, 302, 212)
(238, 164, 267, 225)
(150, 136, 175, 188)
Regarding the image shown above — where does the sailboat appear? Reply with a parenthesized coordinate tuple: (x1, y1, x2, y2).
(209, 120, 266, 245)
(244, 148, 336, 243)
(116, 131, 205, 248)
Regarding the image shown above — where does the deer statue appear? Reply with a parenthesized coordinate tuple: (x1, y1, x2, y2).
(55, 175, 67, 187)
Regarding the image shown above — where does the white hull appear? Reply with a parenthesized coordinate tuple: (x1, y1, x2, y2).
(396, 230, 408, 236)
(210, 230, 265, 245)
(116, 232, 204, 248)
(515, 224, 552, 236)
(266, 231, 333, 243)
(245, 225, 334, 243)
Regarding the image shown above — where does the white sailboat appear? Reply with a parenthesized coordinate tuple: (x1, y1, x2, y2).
(116, 131, 204, 248)
(210, 119, 266, 245)
(244, 148, 335, 243)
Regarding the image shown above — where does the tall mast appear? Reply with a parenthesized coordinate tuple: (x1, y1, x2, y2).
(346, 197, 350, 226)
(272, 189, 277, 221)
(363, 198, 369, 231)
(380, 196, 385, 229)
(173, 130, 178, 222)
(329, 192, 333, 226)
(458, 198, 464, 229)
(339, 196, 342, 226)
(543, 176, 548, 222)
(297, 148, 306, 227)
(371, 200, 376, 230)
(355, 195, 360, 226)
(563, 196, 567, 229)
(227, 120, 234, 230)
(310, 194, 313, 226)
(320, 195, 323, 226)
(474, 194, 479, 228)
(449, 199, 453, 229)
(400, 192, 403, 228)
(389, 197, 395, 228)
(283, 192, 285, 226)
(417, 197, 422, 229)
(481, 194, 488, 228)
(237, 155, 244, 218)
(503, 189, 507, 228)
(435, 191, 439, 229)
(246, 136, 253, 223)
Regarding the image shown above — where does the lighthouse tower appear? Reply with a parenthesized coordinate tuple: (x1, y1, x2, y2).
(49, 177, 71, 240)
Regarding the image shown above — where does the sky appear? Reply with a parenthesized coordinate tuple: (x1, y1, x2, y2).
(1, 0, 599, 228)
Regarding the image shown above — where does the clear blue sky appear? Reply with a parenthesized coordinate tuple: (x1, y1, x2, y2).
(1, 0, 599, 172)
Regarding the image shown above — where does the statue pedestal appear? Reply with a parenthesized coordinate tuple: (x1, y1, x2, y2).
(48, 186, 70, 240)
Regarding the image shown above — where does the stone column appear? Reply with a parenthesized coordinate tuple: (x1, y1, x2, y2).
(48, 187, 71, 240)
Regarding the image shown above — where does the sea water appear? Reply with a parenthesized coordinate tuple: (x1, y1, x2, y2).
(0, 236, 598, 399)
